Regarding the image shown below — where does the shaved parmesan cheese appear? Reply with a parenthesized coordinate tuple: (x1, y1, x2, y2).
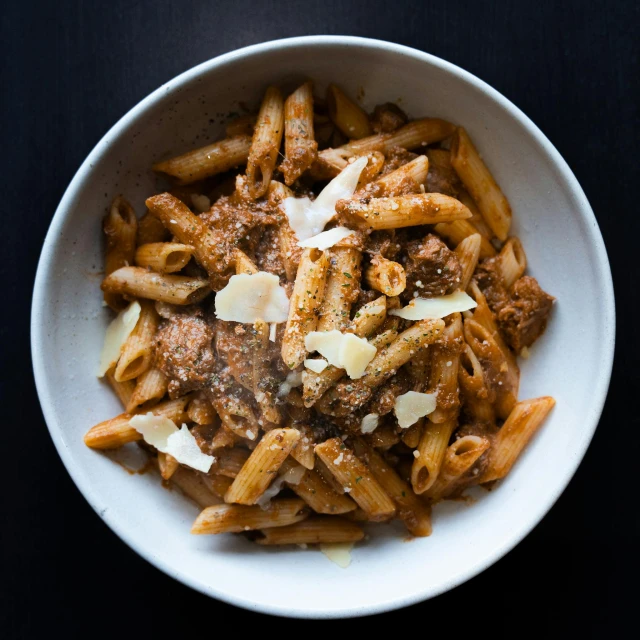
(190, 193, 210, 213)
(305, 330, 376, 379)
(394, 391, 437, 428)
(282, 156, 368, 241)
(360, 413, 379, 434)
(269, 322, 277, 342)
(339, 333, 376, 379)
(97, 301, 141, 377)
(389, 290, 477, 320)
(129, 414, 215, 472)
(277, 370, 303, 397)
(320, 542, 354, 568)
(304, 358, 329, 373)
(255, 463, 306, 509)
(215, 272, 289, 323)
(298, 226, 355, 250)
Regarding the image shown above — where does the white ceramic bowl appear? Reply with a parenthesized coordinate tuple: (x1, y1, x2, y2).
(32, 36, 615, 618)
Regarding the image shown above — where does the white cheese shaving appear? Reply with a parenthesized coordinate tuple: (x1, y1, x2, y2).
(394, 391, 437, 428)
(360, 413, 379, 434)
(298, 226, 355, 250)
(305, 330, 376, 380)
(97, 301, 141, 377)
(282, 156, 368, 241)
(129, 414, 215, 472)
(190, 193, 211, 213)
(269, 322, 277, 342)
(255, 464, 306, 509)
(304, 358, 329, 373)
(389, 290, 477, 320)
(277, 370, 303, 397)
(320, 542, 354, 568)
(215, 272, 290, 323)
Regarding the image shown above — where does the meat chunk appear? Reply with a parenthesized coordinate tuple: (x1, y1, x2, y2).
(213, 321, 253, 390)
(473, 257, 510, 313)
(370, 103, 409, 134)
(402, 234, 462, 300)
(380, 146, 418, 176)
(155, 313, 215, 397)
(497, 276, 554, 352)
(367, 370, 412, 416)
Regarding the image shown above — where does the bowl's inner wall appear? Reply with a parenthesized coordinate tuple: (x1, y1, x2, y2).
(35, 41, 611, 616)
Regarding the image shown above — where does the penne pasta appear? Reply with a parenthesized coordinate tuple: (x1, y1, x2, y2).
(105, 368, 135, 409)
(495, 237, 527, 288)
(224, 428, 301, 505)
(314, 438, 396, 521)
(480, 397, 556, 482)
(137, 211, 170, 246)
(250, 320, 281, 425)
(169, 464, 222, 508)
(411, 418, 457, 494)
(191, 499, 309, 534)
(186, 391, 217, 425)
(103, 195, 137, 310)
(255, 516, 364, 545)
(126, 367, 168, 413)
(435, 219, 497, 259)
(246, 86, 285, 198)
(458, 345, 496, 424)
(364, 255, 406, 297)
(281, 81, 317, 185)
(358, 155, 429, 198)
(101, 266, 210, 305)
(157, 451, 180, 481)
(326, 83, 372, 139)
(338, 193, 472, 230)
(135, 242, 194, 274)
(153, 134, 252, 184)
(455, 233, 482, 291)
(451, 127, 512, 241)
(114, 300, 159, 382)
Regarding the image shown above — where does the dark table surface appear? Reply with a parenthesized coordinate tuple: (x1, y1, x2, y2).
(2, 0, 637, 635)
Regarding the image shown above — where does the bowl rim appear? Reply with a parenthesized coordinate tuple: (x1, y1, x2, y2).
(31, 34, 615, 619)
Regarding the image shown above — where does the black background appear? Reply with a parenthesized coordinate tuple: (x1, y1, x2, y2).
(2, 0, 638, 635)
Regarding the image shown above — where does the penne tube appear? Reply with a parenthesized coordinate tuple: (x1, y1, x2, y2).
(246, 86, 285, 198)
(364, 255, 406, 296)
(401, 422, 423, 449)
(137, 211, 170, 246)
(464, 317, 519, 419)
(224, 428, 301, 505)
(426, 435, 491, 501)
(435, 219, 497, 259)
(316, 247, 362, 332)
(255, 516, 364, 545)
(103, 195, 137, 310)
(314, 438, 396, 521)
(84, 396, 190, 449)
(411, 418, 457, 494)
(157, 451, 179, 480)
(365, 422, 400, 450)
(355, 150, 386, 189)
(152, 134, 252, 184)
(496, 237, 527, 288)
(126, 367, 168, 413)
(282, 248, 329, 369)
(105, 368, 135, 409)
(455, 233, 482, 291)
(225, 114, 256, 138)
(186, 391, 217, 425)
(281, 81, 318, 185)
(451, 127, 512, 240)
(352, 439, 432, 536)
(357, 154, 429, 198)
(135, 242, 194, 274)
(216, 447, 251, 478)
(427, 313, 463, 423)
(458, 344, 496, 424)
(338, 193, 472, 230)
(302, 296, 387, 407)
(210, 396, 260, 441)
(250, 320, 281, 425)
(480, 397, 556, 483)
(191, 498, 309, 534)
(326, 83, 372, 139)
(316, 118, 455, 177)
(289, 424, 315, 470)
(279, 458, 356, 514)
(201, 472, 234, 499)
(114, 300, 159, 382)
(101, 266, 210, 305)
(169, 464, 222, 508)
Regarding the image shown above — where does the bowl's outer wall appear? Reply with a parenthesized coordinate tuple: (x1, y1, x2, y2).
(32, 37, 614, 618)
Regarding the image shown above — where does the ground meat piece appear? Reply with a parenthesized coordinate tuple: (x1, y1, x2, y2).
(367, 370, 412, 416)
(213, 321, 253, 390)
(155, 314, 215, 398)
(473, 257, 510, 314)
(380, 147, 418, 176)
(370, 103, 409, 134)
(364, 230, 402, 260)
(353, 287, 380, 311)
(254, 224, 286, 279)
(497, 276, 554, 352)
(402, 234, 462, 300)
(425, 161, 461, 197)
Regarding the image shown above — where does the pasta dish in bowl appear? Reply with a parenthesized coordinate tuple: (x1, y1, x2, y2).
(32, 36, 614, 617)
